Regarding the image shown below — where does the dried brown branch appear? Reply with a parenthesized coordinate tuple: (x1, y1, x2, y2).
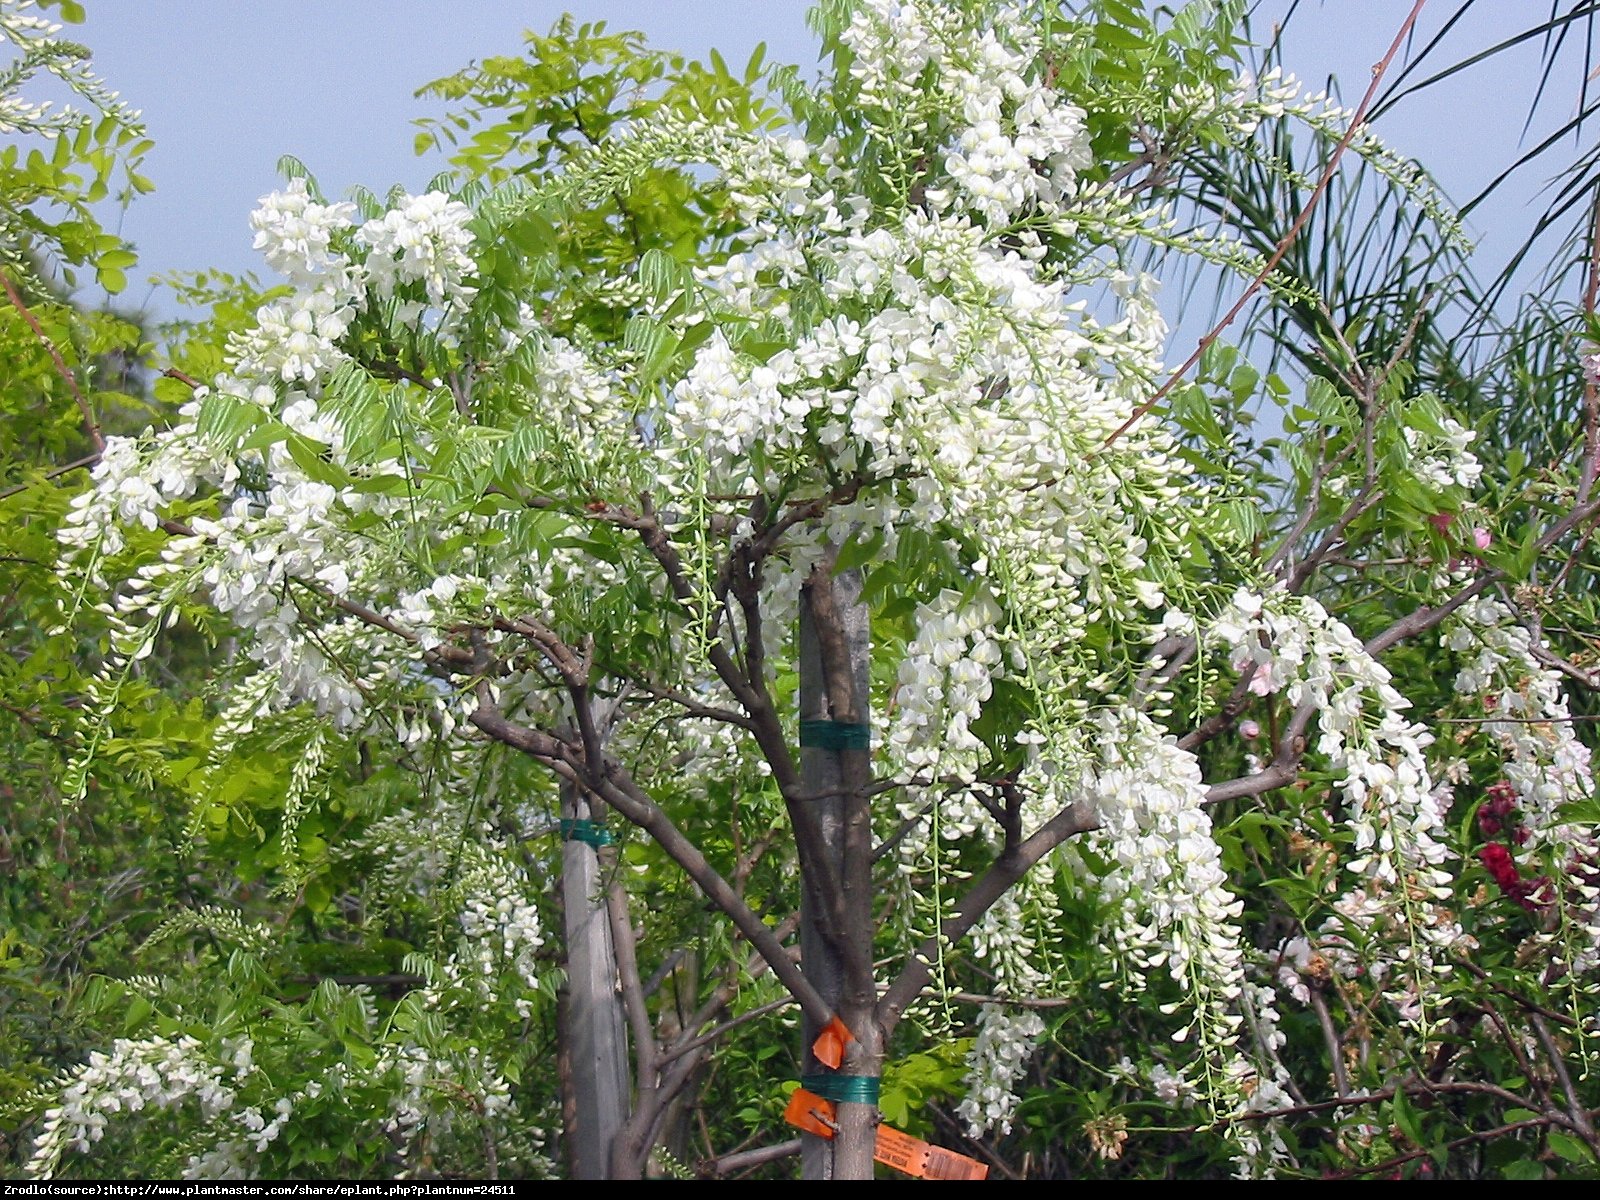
(702, 1138, 803, 1177)
(1101, 0, 1432, 449)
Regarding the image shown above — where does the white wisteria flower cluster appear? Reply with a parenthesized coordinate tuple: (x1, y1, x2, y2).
(956, 1004, 1046, 1136)
(1447, 596, 1595, 840)
(1092, 709, 1248, 1066)
(358, 189, 478, 313)
(1213, 589, 1467, 1021)
(1445, 596, 1600, 973)
(25, 1035, 242, 1179)
(1213, 590, 1454, 893)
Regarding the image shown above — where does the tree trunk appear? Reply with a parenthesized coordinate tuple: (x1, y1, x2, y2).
(799, 563, 878, 1180)
(559, 778, 632, 1179)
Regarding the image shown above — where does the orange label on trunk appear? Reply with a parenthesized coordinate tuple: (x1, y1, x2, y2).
(782, 1088, 989, 1180)
(812, 1016, 854, 1069)
(783, 1087, 837, 1138)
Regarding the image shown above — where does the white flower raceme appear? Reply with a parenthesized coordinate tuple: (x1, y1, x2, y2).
(26, 1035, 241, 1178)
(248, 177, 356, 285)
(1404, 415, 1482, 491)
(363, 814, 546, 1014)
(890, 589, 1004, 780)
(358, 189, 477, 311)
(1214, 589, 1467, 1019)
(1213, 589, 1454, 892)
(957, 1004, 1046, 1136)
(668, 329, 807, 464)
(1444, 596, 1600, 972)
(1230, 1075, 1293, 1179)
(233, 286, 356, 384)
(1445, 595, 1595, 840)
(376, 1042, 516, 1168)
(454, 838, 548, 1004)
(0, 0, 144, 143)
(1092, 708, 1247, 1062)
(956, 880, 1059, 1133)
(182, 1140, 252, 1180)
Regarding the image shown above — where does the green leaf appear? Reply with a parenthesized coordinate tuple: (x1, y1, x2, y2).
(1391, 1090, 1423, 1146)
(624, 315, 681, 387)
(1548, 1131, 1593, 1165)
(637, 247, 690, 309)
(122, 993, 153, 1032)
(285, 434, 349, 487)
(834, 524, 885, 573)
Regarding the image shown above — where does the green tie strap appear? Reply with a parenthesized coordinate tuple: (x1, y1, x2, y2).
(559, 818, 614, 848)
(799, 719, 872, 750)
(801, 1073, 881, 1106)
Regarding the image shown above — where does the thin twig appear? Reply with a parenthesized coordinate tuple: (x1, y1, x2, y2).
(1321, 1118, 1555, 1180)
(162, 367, 202, 389)
(1309, 989, 1351, 1098)
(1, 267, 104, 452)
(1101, 0, 1432, 448)
(656, 996, 797, 1066)
(1528, 1011, 1597, 1144)
(0, 452, 100, 502)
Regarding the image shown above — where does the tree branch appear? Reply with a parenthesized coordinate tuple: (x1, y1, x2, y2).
(1100, 0, 1431, 449)
(702, 1138, 803, 1177)
(1, 267, 103, 453)
(877, 796, 1099, 1036)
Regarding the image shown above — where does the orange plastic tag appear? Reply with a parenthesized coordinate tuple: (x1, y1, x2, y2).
(783, 1087, 837, 1138)
(812, 1016, 854, 1069)
(873, 1125, 988, 1179)
(872, 1124, 929, 1175)
(923, 1144, 990, 1180)
(782, 1088, 989, 1180)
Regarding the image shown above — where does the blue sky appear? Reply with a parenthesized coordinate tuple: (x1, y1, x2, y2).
(38, 2, 1589, 324)
(72, 1, 815, 314)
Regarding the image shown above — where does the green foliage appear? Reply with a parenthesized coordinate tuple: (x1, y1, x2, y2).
(414, 15, 782, 343)
(0, 0, 151, 289)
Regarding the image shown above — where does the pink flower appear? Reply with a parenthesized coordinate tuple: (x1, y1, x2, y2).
(1247, 665, 1274, 696)
(1472, 526, 1491, 551)
(1485, 781, 1517, 811)
(1428, 512, 1454, 535)
(1239, 719, 1261, 740)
